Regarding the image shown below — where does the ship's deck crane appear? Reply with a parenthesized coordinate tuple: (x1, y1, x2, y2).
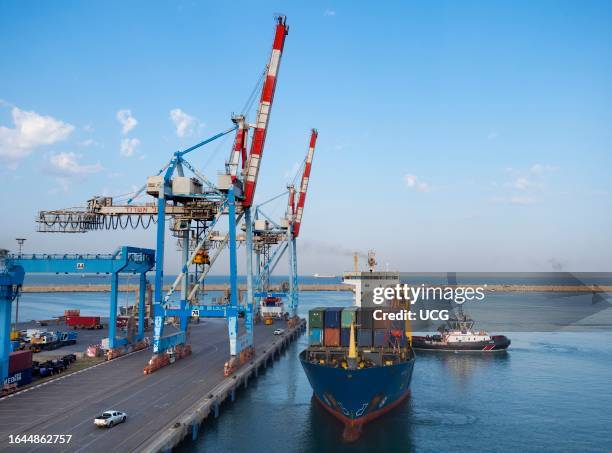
(32, 16, 290, 376)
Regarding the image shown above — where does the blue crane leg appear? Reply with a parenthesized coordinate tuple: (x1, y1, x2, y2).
(138, 273, 146, 341)
(227, 188, 239, 356)
(0, 296, 11, 382)
(153, 196, 166, 353)
(245, 207, 254, 348)
(109, 271, 118, 348)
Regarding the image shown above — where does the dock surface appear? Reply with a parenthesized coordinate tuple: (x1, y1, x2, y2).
(0, 319, 302, 452)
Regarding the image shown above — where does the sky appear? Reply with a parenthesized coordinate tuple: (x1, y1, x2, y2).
(0, 0, 611, 274)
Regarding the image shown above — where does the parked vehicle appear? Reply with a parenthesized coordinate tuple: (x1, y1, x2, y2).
(273, 328, 285, 335)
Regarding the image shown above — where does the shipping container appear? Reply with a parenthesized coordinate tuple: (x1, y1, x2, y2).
(324, 308, 341, 329)
(9, 350, 33, 374)
(340, 327, 351, 347)
(390, 318, 406, 331)
(10, 341, 20, 352)
(3, 367, 32, 388)
(341, 307, 358, 328)
(358, 308, 374, 329)
(308, 327, 323, 346)
(65, 316, 102, 329)
(308, 308, 325, 329)
(373, 329, 389, 347)
(373, 308, 393, 329)
(357, 328, 373, 347)
(324, 327, 340, 347)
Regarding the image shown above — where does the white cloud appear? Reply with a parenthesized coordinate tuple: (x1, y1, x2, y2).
(116, 109, 138, 135)
(49, 152, 103, 175)
(324, 9, 336, 16)
(169, 108, 200, 138)
(530, 163, 557, 175)
(0, 107, 74, 160)
(79, 138, 98, 147)
(514, 177, 530, 190)
(510, 196, 536, 205)
(120, 137, 141, 157)
(404, 174, 429, 193)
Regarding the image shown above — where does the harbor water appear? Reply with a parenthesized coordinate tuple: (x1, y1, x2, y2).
(14, 289, 612, 452)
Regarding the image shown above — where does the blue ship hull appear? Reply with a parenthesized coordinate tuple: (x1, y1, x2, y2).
(300, 350, 415, 439)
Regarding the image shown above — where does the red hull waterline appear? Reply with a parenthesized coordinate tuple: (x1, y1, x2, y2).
(314, 390, 412, 442)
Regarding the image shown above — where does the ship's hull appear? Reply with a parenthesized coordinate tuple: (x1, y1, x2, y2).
(412, 335, 511, 351)
(299, 350, 414, 439)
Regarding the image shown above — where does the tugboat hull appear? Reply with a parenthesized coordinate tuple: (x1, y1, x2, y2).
(412, 335, 511, 351)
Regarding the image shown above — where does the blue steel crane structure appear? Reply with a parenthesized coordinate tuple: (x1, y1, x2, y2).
(252, 129, 318, 321)
(32, 16, 291, 375)
(0, 247, 154, 383)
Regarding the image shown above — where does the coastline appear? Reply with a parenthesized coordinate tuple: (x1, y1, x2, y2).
(19, 284, 612, 293)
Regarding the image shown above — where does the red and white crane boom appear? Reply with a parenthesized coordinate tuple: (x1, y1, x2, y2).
(243, 15, 289, 207)
(293, 129, 318, 238)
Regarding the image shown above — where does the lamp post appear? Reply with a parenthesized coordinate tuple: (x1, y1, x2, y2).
(14, 238, 26, 334)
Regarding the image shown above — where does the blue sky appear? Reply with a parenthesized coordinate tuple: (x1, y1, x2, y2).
(0, 1, 611, 273)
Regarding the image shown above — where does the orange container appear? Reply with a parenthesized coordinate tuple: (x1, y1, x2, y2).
(324, 327, 340, 347)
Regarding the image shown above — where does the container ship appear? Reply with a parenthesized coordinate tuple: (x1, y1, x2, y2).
(300, 263, 415, 441)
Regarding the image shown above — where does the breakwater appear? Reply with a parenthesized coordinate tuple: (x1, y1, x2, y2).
(20, 284, 612, 293)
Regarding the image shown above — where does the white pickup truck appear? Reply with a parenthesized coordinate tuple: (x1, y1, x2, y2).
(94, 410, 127, 428)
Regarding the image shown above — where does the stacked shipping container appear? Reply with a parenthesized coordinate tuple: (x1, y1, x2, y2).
(307, 307, 408, 348)
(308, 308, 324, 346)
(4, 350, 33, 387)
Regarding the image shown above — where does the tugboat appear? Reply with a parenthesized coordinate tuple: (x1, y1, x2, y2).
(412, 305, 510, 352)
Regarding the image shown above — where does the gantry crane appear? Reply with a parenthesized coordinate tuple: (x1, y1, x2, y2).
(252, 129, 318, 322)
(33, 16, 291, 376)
(0, 247, 155, 384)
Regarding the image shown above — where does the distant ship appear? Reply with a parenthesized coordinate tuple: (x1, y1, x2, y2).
(412, 308, 510, 352)
(312, 273, 336, 278)
(300, 253, 415, 441)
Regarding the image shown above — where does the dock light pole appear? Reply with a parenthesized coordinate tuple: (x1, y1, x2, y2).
(14, 239, 25, 332)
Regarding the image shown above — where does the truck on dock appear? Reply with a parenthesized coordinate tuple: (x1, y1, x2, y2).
(65, 315, 103, 329)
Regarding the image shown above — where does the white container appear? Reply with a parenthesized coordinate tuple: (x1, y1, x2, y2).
(172, 177, 202, 196)
(217, 173, 232, 190)
(146, 176, 164, 196)
(254, 219, 268, 231)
